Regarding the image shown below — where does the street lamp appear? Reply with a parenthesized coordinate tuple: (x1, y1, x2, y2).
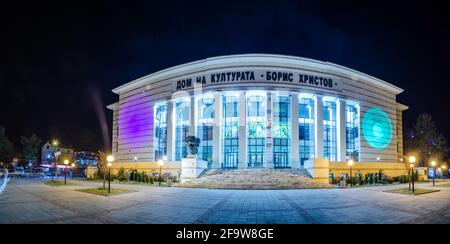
(347, 160, 354, 187)
(107, 155, 114, 194)
(409, 156, 416, 193)
(409, 163, 415, 193)
(442, 165, 447, 181)
(63, 160, 69, 185)
(431, 161, 437, 186)
(158, 159, 164, 187)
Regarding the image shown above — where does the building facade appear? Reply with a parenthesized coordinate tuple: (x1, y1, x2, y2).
(107, 54, 408, 179)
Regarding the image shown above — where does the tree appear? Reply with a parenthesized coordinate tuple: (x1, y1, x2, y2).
(20, 134, 42, 166)
(97, 151, 109, 189)
(0, 126, 13, 168)
(410, 113, 447, 167)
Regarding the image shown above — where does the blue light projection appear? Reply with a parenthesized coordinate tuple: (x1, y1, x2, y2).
(362, 108, 392, 150)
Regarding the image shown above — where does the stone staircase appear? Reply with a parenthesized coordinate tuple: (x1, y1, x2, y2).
(178, 168, 331, 189)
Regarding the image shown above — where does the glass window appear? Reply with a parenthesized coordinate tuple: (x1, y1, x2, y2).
(247, 92, 266, 167)
(196, 95, 214, 168)
(299, 96, 315, 166)
(323, 100, 337, 161)
(154, 103, 167, 161)
(222, 94, 239, 168)
(346, 103, 360, 161)
(273, 95, 291, 168)
(174, 98, 190, 161)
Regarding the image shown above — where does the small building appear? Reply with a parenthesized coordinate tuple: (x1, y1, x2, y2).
(41, 141, 74, 165)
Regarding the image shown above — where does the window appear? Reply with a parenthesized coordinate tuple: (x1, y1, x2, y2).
(174, 98, 190, 161)
(196, 95, 214, 168)
(273, 94, 291, 168)
(323, 99, 337, 161)
(247, 92, 266, 167)
(222, 94, 239, 168)
(299, 95, 315, 166)
(346, 103, 360, 161)
(154, 103, 167, 161)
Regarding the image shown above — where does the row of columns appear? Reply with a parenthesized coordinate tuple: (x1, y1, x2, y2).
(164, 91, 348, 166)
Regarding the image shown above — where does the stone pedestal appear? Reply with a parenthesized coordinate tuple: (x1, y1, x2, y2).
(181, 157, 207, 183)
(304, 158, 330, 184)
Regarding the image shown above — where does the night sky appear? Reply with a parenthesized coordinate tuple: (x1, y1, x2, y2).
(1, 0, 449, 152)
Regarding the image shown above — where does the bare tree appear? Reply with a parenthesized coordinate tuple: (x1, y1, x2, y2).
(408, 113, 447, 167)
(97, 151, 108, 189)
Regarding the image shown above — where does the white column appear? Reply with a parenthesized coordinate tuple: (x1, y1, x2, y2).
(238, 91, 247, 168)
(212, 92, 222, 169)
(315, 96, 324, 158)
(291, 93, 300, 168)
(166, 100, 174, 161)
(337, 99, 347, 162)
(189, 95, 196, 137)
(266, 92, 273, 168)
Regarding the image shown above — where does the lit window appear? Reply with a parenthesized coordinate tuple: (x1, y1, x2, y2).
(196, 94, 214, 168)
(222, 94, 239, 168)
(323, 98, 337, 161)
(174, 98, 190, 161)
(299, 94, 315, 166)
(273, 94, 291, 168)
(154, 103, 168, 161)
(247, 92, 266, 167)
(346, 103, 360, 161)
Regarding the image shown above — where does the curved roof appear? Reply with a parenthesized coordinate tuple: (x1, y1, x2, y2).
(112, 54, 403, 95)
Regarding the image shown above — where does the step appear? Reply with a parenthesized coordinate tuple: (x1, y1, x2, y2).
(178, 168, 330, 189)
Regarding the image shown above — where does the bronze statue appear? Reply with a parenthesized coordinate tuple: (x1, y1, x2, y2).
(185, 136, 201, 157)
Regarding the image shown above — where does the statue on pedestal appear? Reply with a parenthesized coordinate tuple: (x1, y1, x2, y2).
(185, 136, 201, 158)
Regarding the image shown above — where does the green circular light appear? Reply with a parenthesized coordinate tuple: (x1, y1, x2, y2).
(362, 108, 393, 150)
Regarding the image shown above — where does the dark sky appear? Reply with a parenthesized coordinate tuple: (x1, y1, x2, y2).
(1, 0, 449, 152)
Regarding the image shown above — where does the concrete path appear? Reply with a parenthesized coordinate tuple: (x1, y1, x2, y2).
(0, 178, 449, 224)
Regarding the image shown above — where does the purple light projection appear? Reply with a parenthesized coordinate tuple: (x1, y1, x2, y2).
(118, 95, 154, 150)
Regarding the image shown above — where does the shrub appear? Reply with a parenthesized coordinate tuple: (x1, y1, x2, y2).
(129, 169, 138, 182)
(143, 172, 149, 183)
(117, 167, 127, 181)
(399, 175, 409, 184)
(381, 175, 394, 184)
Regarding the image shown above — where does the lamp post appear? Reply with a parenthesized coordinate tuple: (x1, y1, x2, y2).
(63, 160, 69, 185)
(158, 159, 164, 187)
(431, 161, 436, 186)
(442, 165, 447, 181)
(107, 155, 114, 194)
(347, 159, 354, 187)
(409, 156, 416, 193)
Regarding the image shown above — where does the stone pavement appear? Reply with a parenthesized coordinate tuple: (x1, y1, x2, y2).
(0, 178, 449, 224)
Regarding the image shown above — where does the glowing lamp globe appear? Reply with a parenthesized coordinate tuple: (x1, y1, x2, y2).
(64, 160, 69, 165)
(362, 108, 393, 150)
(107, 155, 114, 163)
(431, 161, 436, 167)
(347, 160, 354, 167)
(408, 156, 416, 164)
(158, 160, 164, 167)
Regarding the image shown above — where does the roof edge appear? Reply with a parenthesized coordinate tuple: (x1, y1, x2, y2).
(112, 54, 404, 95)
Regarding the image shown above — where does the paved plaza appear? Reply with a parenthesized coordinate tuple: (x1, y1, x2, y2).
(0, 178, 449, 224)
